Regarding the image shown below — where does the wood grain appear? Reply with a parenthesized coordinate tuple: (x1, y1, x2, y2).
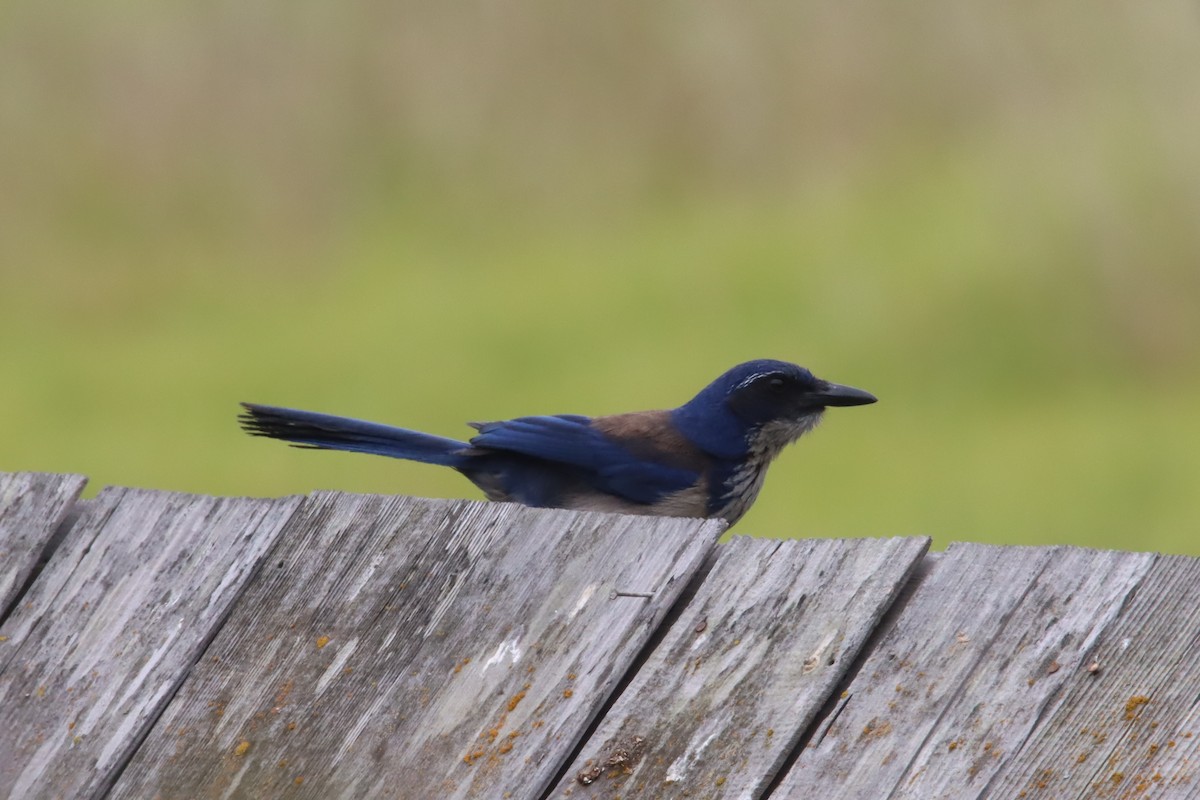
(984, 551, 1200, 799)
(7, 471, 1199, 800)
(0, 472, 88, 621)
(0, 485, 302, 800)
(551, 534, 930, 798)
(776, 543, 1160, 799)
(110, 494, 724, 800)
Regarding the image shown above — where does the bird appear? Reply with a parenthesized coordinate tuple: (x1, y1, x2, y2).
(238, 359, 876, 527)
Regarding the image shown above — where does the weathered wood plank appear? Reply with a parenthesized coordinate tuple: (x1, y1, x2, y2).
(776, 543, 1160, 799)
(0, 486, 303, 800)
(983, 552, 1200, 798)
(12, 471, 1195, 798)
(110, 494, 724, 800)
(550, 534, 930, 798)
(0, 472, 88, 621)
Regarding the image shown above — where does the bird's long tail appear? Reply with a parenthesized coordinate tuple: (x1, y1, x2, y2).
(238, 403, 469, 466)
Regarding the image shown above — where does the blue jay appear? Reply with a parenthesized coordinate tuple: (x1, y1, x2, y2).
(238, 359, 875, 527)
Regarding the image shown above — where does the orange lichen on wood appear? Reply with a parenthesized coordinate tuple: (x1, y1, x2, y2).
(507, 688, 528, 712)
(1124, 695, 1150, 720)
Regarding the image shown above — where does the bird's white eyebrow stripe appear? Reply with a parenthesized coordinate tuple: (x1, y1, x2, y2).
(734, 372, 774, 391)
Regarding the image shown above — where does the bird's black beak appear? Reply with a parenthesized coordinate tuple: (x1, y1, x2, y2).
(815, 382, 877, 407)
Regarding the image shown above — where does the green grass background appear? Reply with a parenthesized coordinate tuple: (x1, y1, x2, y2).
(2, 2, 1198, 552)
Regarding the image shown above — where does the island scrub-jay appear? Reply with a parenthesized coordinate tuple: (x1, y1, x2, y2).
(238, 359, 875, 527)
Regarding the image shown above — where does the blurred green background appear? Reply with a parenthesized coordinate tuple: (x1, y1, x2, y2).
(2, 2, 1198, 552)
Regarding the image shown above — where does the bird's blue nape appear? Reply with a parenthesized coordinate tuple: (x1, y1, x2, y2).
(669, 400, 747, 461)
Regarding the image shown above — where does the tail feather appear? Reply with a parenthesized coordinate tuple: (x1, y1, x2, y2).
(239, 403, 468, 466)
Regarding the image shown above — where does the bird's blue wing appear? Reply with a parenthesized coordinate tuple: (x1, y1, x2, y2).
(468, 415, 700, 505)
(469, 415, 602, 467)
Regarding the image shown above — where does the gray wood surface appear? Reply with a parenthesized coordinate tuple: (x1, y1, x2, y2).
(6, 471, 1200, 799)
(983, 551, 1200, 799)
(776, 543, 1162, 799)
(111, 493, 724, 800)
(0, 486, 303, 800)
(0, 472, 88, 620)
(552, 534, 930, 799)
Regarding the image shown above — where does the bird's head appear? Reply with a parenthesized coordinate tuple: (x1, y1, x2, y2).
(672, 359, 876, 460)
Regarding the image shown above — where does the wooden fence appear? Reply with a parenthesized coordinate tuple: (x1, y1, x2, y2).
(2, 471, 1197, 799)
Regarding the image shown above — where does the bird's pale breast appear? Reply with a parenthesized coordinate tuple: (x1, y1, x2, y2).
(712, 413, 824, 524)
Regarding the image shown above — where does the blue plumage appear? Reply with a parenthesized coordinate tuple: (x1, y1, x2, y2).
(239, 359, 876, 527)
(234, 405, 469, 465)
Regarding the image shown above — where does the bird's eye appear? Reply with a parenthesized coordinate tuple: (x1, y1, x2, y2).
(767, 375, 786, 389)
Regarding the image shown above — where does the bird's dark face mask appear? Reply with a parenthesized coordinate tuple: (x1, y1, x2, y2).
(726, 368, 877, 427)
